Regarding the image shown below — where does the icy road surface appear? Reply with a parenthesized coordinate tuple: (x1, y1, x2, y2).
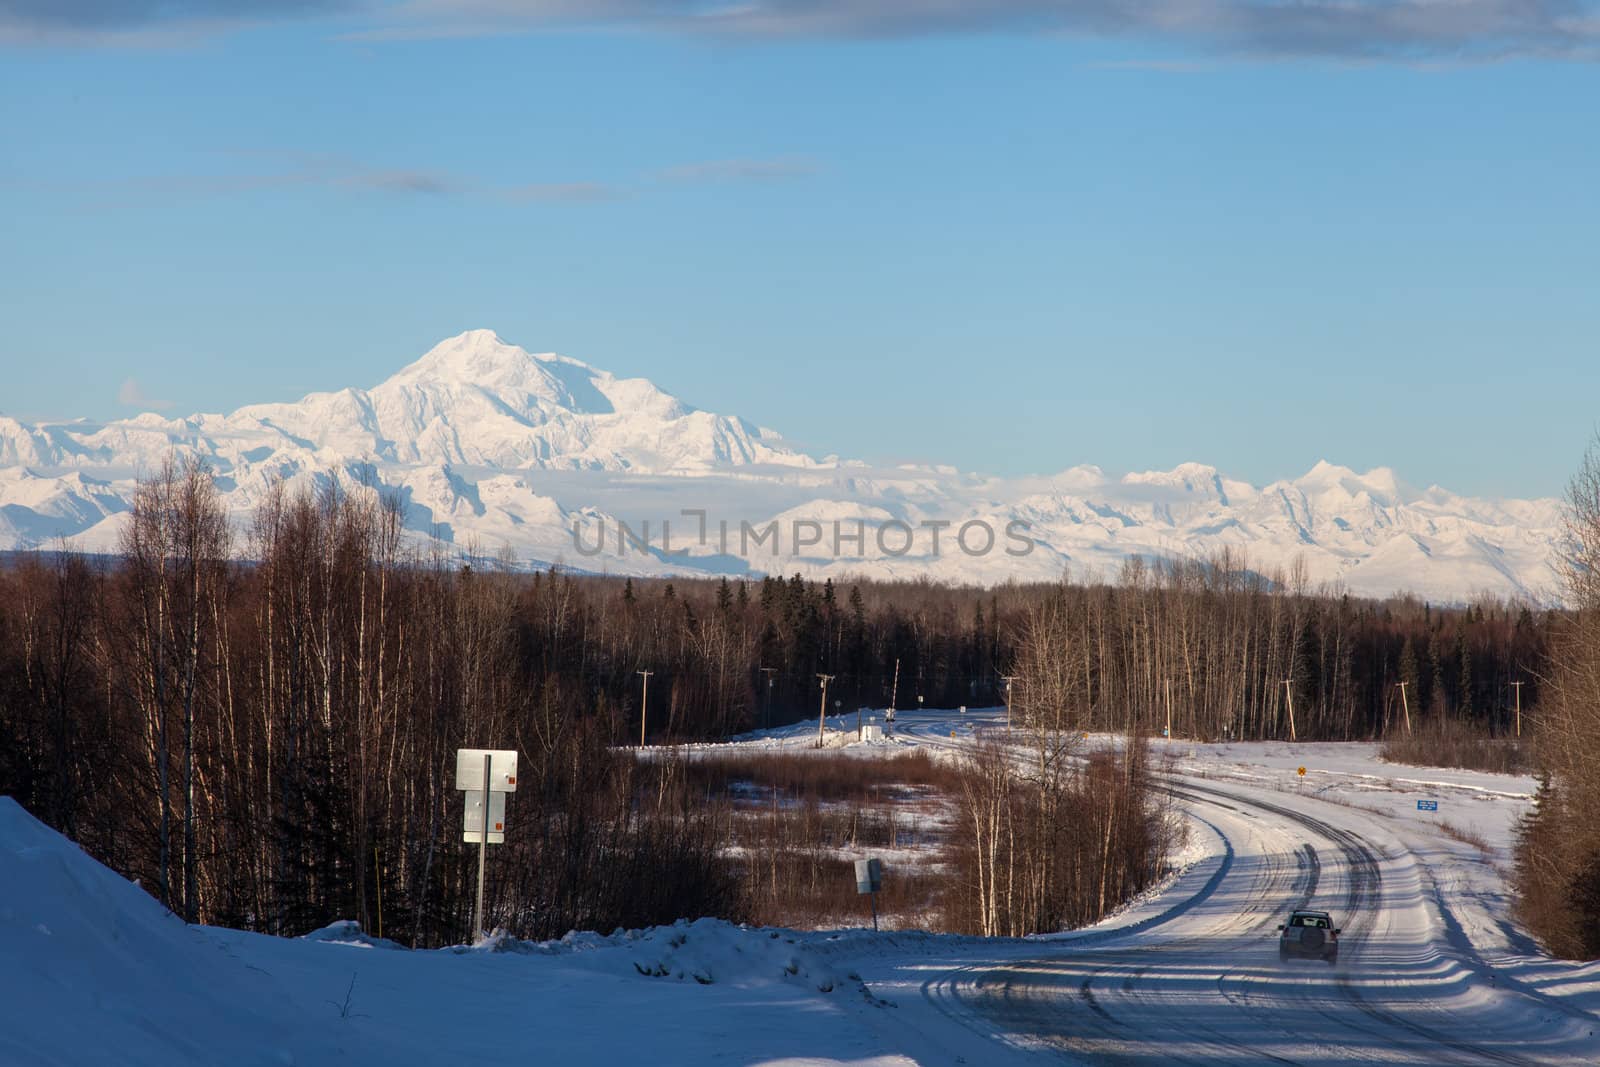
(835, 709, 1600, 1066)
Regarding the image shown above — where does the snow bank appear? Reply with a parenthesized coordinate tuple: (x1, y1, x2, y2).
(469, 917, 875, 997)
(300, 920, 407, 951)
(0, 797, 340, 1066)
(0, 798, 912, 1066)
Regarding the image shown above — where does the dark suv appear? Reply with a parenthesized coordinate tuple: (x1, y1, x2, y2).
(1278, 909, 1340, 964)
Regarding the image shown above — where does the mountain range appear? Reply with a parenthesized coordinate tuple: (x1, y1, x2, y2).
(0, 329, 1564, 603)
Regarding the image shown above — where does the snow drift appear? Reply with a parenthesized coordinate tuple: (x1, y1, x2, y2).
(0, 798, 900, 1066)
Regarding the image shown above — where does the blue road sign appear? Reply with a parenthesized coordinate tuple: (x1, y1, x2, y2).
(1417, 800, 1438, 812)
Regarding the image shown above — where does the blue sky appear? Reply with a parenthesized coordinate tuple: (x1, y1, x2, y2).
(2, 2, 1597, 498)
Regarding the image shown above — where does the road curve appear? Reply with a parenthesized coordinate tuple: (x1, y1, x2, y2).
(890, 713, 1596, 1066)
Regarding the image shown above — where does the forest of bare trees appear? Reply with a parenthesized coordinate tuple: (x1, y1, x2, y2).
(0, 460, 1551, 946)
(1516, 439, 1600, 959)
(948, 589, 1178, 937)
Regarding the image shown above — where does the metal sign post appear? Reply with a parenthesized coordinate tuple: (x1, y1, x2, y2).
(456, 747, 517, 942)
(854, 857, 883, 932)
(475, 753, 489, 939)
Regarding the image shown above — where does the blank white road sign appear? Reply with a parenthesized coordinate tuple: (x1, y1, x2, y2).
(455, 749, 519, 792)
(463, 789, 506, 843)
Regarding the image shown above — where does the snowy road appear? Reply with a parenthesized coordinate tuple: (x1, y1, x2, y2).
(856, 711, 1600, 1065)
(7, 708, 1599, 1066)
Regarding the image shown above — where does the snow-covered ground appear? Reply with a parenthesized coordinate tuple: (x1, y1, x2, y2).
(5, 707, 1599, 1065)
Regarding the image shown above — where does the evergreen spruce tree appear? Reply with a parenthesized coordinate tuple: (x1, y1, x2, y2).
(1456, 631, 1474, 720)
(1399, 636, 1421, 717)
(1428, 630, 1447, 716)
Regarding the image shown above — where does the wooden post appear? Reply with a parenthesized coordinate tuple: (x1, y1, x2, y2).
(1397, 681, 1412, 737)
(759, 666, 776, 729)
(638, 670, 653, 748)
(1284, 679, 1298, 742)
(816, 674, 834, 749)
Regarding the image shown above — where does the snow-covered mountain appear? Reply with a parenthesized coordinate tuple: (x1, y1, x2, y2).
(0, 329, 1565, 602)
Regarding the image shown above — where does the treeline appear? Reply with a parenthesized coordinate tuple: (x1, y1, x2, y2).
(0, 458, 1552, 946)
(0, 461, 742, 946)
(1019, 552, 1545, 743)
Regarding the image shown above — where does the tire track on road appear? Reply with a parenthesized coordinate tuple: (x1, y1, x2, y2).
(901, 721, 1558, 1065)
(1178, 780, 1540, 1067)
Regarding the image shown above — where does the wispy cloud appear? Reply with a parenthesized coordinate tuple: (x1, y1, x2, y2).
(37, 151, 806, 209)
(503, 181, 627, 202)
(357, 1, 1600, 64)
(0, 0, 359, 46)
(43, 153, 518, 207)
(9, 0, 1597, 62)
(656, 157, 819, 184)
(54, 155, 494, 206)
(117, 377, 173, 411)
(340, 169, 459, 194)
(1086, 59, 1213, 74)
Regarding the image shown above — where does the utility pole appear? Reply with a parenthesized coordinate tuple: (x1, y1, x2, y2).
(816, 674, 835, 749)
(1511, 680, 1523, 738)
(759, 666, 777, 729)
(1397, 681, 1412, 737)
(1283, 679, 1298, 742)
(1000, 675, 1017, 731)
(638, 670, 653, 748)
(888, 659, 900, 717)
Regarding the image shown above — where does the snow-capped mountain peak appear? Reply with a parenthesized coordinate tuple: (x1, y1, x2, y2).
(382, 329, 695, 425)
(0, 331, 1564, 603)
(1293, 460, 1407, 502)
(384, 329, 602, 408)
(199, 330, 785, 473)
